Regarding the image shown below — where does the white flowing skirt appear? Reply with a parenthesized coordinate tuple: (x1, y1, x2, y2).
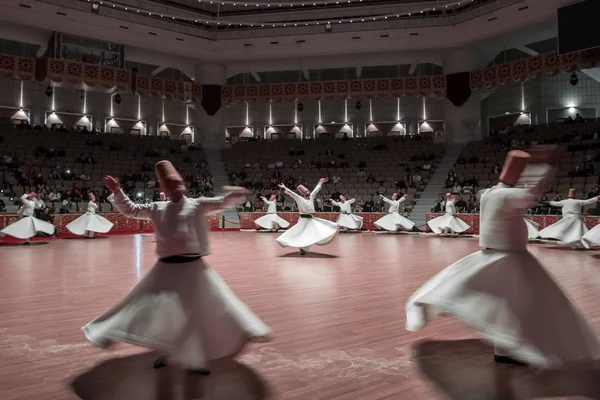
(406, 249, 600, 368)
(581, 224, 600, 249)
(538, 217, 588, 245)
(0, 216, 55, 239)
(276, 216, 338, 248)
(374, 213, 414, 231)
(254, 213, 290, 230)
(337, 213, 363, 230)
(427, 213, 470, 234)
(524, 218, 539, 240)
(82, 258, 271, 369)
(66, 213, 114, 235)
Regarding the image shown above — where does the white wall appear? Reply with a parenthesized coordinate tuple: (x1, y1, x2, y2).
(223, 96, 444, 139)
(0, 77, 190, 136)
(482, 72, 600, 132)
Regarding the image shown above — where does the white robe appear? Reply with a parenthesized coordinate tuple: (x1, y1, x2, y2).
(331, 199, 363, 230)
(407, 182, 600, 368)
(253, 198, 290, 230)
(0, 194, 55, 240)
(276, 182, 339, 250)
(524, 218, 539, 240)
(374, 196, 415, 231)
(82, 190, 271, 369)
(538, 197, 598, 246)
(66, 201, 114, 236)
(581, 223, 600, 249)
(427, 199, 470, 234)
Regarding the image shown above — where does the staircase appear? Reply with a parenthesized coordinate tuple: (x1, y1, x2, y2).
(205, 149, 240, 228)
(410, 144, 465, 228)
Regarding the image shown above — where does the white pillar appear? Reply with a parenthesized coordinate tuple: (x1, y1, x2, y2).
(443, 49, 486, 143)
(194, 63, 227, 149)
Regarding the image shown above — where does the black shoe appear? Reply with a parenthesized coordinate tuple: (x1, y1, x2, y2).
(23, 241, 31, 245)
(494, 355, 528, 366)
(153, 357, 168, 369)
(299, 249, 307, 255)
(186, 368, 211, 375)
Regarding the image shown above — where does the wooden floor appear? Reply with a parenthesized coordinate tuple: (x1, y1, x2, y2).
(1, 232, 600, 400)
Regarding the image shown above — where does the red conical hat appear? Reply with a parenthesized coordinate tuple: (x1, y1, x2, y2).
(499, 150, 531, 187)
(155, 160, 183, 183)
(568, 188, 576, 198)
(297, 185, 309, 196)
(159, 192, 166, 201)
(269, 193, 277, 201)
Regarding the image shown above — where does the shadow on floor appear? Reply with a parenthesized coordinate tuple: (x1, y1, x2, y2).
(0, 241, 49, 246)
(413, 339, 600, 400)
(71, 352, 270, 400)
(279, 252, 338, 259)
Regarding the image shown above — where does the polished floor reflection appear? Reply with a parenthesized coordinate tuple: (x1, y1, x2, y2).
(1, 232, 599, 399)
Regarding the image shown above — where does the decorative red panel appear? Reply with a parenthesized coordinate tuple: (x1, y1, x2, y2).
(362, 79, 377, 93)
(258, 84, 270, 98)
(297, 82, 309, 97)
(221, 85, 234, 103)
(526, 55, 543, 78)
(164, 79, 177, 99)
(191, 83, 201, 102)
(233, 85, 245, 99)
(100, 66, 116, 87)
(246, 84, 258, 98)
(432, 75, 446, 91)
(390, 77, 405, 93)
(283, 83, 296, 97)
(335, 80, 349, 97)
(115, 68, 131, 89)
(482, 66, 497, 89)
(543, 52, 560, 75)
(349, 79, 362, 94)
(271, 83, 283, 98)
(560, 52, 579, 72)
(16, 57, 35, 79)
(510, 59, 527, 83)
(83, 64, 100, 85)
(309, 81, 323, 97)
(150, 77, 164, 95)
(469, 70, 483, 91)
(376, 78, 390, 93)
(404, 76, 418, 92)
(65, 61, 83, 83)
(496, 63, 511, 86)
(418, 76, 432, 92)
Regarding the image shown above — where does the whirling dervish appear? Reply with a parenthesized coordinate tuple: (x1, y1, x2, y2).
(524, 218, 540, 240)
(538, 188, 600, 249)
(66, 193, 114, 238)
(478, 187, 539, 240)
(254, 193, 290, 232)
(0, 192, 56, 244)
(406, 148, 600, 368)
(82, 160, 271, 374)
(276, 178, 339, 255)
(373, 193, 416, 232)
(330, 195, 363, 231)
(582, 223, 600, 249)
(427, 193, 470, 236)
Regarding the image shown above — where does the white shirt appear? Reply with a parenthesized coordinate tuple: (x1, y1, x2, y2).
(445, 199, 457, 216)
(382, 196, 405, 214)
(331, 199, 355, 213)
(108, 189, 234, 258)
(283, 182, 323, 214)
(86, 201, 98, 215)
(18, 194, 35, 217)
(479, 183, 537, 252)
(549, 197, 598, 219)
(262, 198, 277, 214)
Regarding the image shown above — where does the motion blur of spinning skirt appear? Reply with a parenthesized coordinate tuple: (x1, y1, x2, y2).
(407, 148, 600, 369)
(82, 161, 271, 373)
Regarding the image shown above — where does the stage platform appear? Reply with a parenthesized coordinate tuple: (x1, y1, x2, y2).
(1, 232, 599, 399)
